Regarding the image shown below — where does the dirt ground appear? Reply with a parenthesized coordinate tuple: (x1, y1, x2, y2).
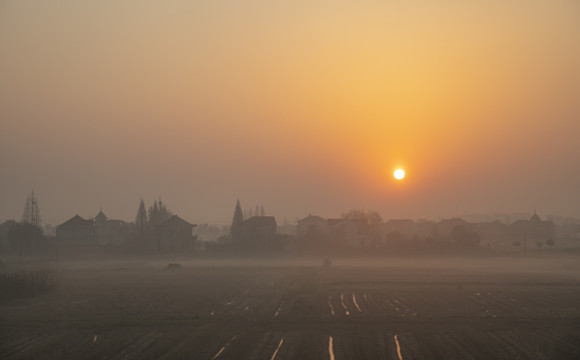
(1, 255, 580, 359)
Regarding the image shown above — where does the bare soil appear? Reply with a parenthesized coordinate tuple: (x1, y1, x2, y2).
(1, 256, 580, 359)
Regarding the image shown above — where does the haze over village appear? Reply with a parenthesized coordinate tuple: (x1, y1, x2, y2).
(2, 191, 579, 258)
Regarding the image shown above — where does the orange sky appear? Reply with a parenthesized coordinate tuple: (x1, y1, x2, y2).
(1, 0, 580, 224)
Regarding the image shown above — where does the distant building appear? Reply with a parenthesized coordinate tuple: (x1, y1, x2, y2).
(436, 218, 470, 239)
(56, 215, 98, 257)
(508, 212, 555, 248)
(327, 218, 358, 247)
(94, 209, 133, 246)
(155, 215, 197, 252)
(56, 215, 95, 244)
(298, 215, 327, 238)
(239, 216, 277, 250)
(383, 219, 416, 237)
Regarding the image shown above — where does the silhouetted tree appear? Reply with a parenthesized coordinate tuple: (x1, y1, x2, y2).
(343, 209, 383, 245)
(135, 198, 148, 236)
(545, 238, 555, 247)
(231, 200, 244, 242)
(342, 209, 368, 224)
(148, 198, 172, 226)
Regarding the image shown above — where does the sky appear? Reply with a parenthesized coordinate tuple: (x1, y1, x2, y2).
(1, 0, 580, 225)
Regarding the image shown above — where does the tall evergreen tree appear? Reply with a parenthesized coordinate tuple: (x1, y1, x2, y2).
(149, 199, 160, 226)
(136, 198, 148, 235)
(231, 200, 244, 240)
(148, 197, 172, 226)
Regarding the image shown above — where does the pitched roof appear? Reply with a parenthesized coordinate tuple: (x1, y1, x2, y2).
(95, 210, 107, 221)
(300, 215, 326, 222)
(530, 212, 541, 223)
(243, 216, 277, 227)
(58, 215, 94, 228)
(158, 215, 196, 228)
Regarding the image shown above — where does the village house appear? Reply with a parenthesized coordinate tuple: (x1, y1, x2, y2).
(56, 215, 95, 244)
(238, 216, 277, 251)
(327, 218, 358, 248)
(507, 212, 555, 248)
(155, 215, 197, 252)
(297, 215, 327, 238)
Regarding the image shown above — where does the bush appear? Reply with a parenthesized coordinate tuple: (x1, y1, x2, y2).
(0, 267, 59, 300)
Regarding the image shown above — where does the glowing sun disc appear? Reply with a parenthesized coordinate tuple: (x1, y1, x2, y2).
(394, 169, 405, 180)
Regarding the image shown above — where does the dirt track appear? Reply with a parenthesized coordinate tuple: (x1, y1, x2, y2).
(1, 257, 580, 359)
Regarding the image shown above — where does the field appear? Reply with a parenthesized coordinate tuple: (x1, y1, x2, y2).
(1, 255, 580, 359)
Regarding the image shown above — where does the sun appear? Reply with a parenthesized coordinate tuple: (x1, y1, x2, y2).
(394, 169, 405, 180)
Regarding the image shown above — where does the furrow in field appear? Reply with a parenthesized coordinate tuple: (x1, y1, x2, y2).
(352, 293, 363, 312)
(340, 293, 350, 315)
(328, 336, 335, 360)
(211, 335, 237, 360)
(270, 337, 284, 360)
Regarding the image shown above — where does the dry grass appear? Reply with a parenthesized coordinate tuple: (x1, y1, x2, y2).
(0, 267, 59, 300)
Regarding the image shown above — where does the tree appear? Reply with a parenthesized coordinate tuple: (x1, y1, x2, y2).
(342, 209, 368, 224)
(545, 238, 555, 247)
(148, 198, 172, 226)
(149, 200, 159, 225)
(135, 198, 148, 236)
(231, 200, 244, 241)
(343, 209, 383, 244)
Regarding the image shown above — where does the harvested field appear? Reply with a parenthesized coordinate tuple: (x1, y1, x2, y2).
(1, 256, 580, 359)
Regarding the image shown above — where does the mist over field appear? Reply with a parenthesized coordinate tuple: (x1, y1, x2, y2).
(2, 255, 580, 359)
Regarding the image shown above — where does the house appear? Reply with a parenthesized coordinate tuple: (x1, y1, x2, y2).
(94, 209, 132, 246)
(436, 218, 470, 239)
(155, 215, 197, 252)
(508, 212, 555, 248)
(383, 219, 416, 237)
(56, 215, 99, 257)
(56, 215, 95, 244)
(327, 218, 358, 247)
(238, 216, 277, 250)
(297, 215, 327, 238)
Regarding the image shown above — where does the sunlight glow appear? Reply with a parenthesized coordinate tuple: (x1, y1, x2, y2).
(394, 169, 405, 180)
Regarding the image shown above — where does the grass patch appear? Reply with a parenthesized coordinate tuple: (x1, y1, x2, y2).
(0, 267, 59, 300)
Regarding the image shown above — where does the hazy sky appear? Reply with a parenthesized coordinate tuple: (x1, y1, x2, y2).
(1, 0, 579, 225)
